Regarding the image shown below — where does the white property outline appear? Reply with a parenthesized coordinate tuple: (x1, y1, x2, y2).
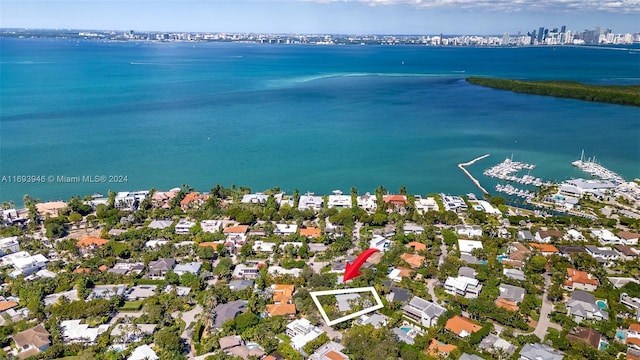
(309, 286, 384, 326)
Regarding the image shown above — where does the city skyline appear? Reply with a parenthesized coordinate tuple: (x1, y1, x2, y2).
(1, 0, 639, 36)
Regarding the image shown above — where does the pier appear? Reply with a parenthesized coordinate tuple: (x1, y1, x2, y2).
(458, 154, 491, 195)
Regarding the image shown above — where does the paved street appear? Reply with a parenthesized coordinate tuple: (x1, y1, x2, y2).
(534, 274, 561, 339)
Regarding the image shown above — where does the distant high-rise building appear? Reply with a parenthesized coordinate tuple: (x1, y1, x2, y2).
(502, 33, 510, 45)
(561, 25, 566, 33)
(537, 27, 545, 43)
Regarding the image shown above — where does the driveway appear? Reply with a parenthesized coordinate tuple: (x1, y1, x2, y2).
(533, 275, 561, 339)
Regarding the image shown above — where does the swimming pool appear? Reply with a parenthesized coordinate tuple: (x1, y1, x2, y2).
(400, 327, 412, 333)
(596, 300, 608, 310)
(616, 330, 626, 341)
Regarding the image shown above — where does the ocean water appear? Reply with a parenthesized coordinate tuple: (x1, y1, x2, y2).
(1, 38, 639, 204)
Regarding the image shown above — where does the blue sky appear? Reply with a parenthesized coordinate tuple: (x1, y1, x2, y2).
(1, 0, 639, 35)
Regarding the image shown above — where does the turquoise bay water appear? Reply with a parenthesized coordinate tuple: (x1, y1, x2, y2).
(1, 39, 639, 203)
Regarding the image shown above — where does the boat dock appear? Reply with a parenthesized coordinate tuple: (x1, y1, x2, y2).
(458, 154, 490, 195)
(573, 150, 624, 184)
(483, 157, 550, 187)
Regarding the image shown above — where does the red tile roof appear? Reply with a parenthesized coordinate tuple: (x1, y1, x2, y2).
(76, 237, 108, 247)
(445, 315, 482, 336)
(266, 304, 296, 316)
(383, 195, 408, 204)
(529, 242, 559, 253)
(495, 298, 519, 312)
(223, 225, 249, 234)
(407, 242, 427, 252)
(0, 300, 18, 312)
(401, 253, 425, 269)
(566, 268, 599, 287)
(299, 227, 321, 238)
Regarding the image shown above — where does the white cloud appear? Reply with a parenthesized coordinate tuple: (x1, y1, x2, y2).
(300, 0, 640, 13)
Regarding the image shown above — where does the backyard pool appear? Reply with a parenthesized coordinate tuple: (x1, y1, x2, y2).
(596, 300, 608, 310)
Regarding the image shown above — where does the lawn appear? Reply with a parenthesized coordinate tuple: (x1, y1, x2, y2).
(119, 300, 145, 311)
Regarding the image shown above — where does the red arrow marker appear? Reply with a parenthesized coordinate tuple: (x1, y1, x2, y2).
(343, 248, 380, 282)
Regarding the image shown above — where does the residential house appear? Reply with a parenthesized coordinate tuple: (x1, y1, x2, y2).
(180, 192, 209, 210)
(627, 323, 640, 349)
(223, 225, 249, 250)
(229, 280, 254, 291)
(145, 239, 169, 248)
(441, 194, 467, 212)
(60, 320, 110, 344)
(232, 264, 261, 279)
(0, 236, 19, 255)
(76, 237, 108, 255)
(455, 225, 482, 238)
(402, 296, 446, 328)
(445, 275, 482, 298)
(175, 219, 196, 235)
(503, 268, 526, 281)
(517, 230, 535, 242)
(460, 354, 484, 360)
(309, 341, 349, 360)
(529, 243, 559, 257)
(620, 293, 640, 321)
(403, 223, 424, 235)
(592, 229, 621, 245)
(566, 290, 608, 323)
(414, 196, 439, 214)
(274, 224, 298, 236)
(151, 189, 179, 209)
(388, 267, 412, 283)
(173, 262, 202, 276)
(148, 219, 173, 230)
(124, 285, 157, 301)
(128, 344, 159, 360)
(111, 324, 157, 345)
(445, 315, 482, 337)
(585, 245, 620, 262)
(12, 323, 50, 359)
(567, 327, 601, 349)
(370, 235, 391, 252)
(558, 245, 586, 259)
(535, 230, 564, 243)
(114, 191, 149, 210)
(147, 258, 176, 279)
(478, 334, 517, 357)
(385, 285, 411, 303)
(616, 245, 640, 261)
(286, 318, 325, 352)
(327, 190, 352, 208)
(383, 194, 408, 207)
(428, 339, 457, 358)
(458, 266, 477, 279)
(108, 262, 145, 276)
(253, 241, 276, 253)
(458, 239, 483, 255)
(266, 284, 296, 317)
(1, 251, 48, 277)
(496, 283, 525, 311)
(518, 343, 564, 360)
(356, 192, 377, 213)
(619, 231, 640, 246)
(406, 242, 427, 252)
(300, 227, 321, 239)
(213, 300, 248, 329)
(356, 313, 389, 328)
(241, 193, 269, 204)
(0, 299, 19, 317)
(565, 268, 599, 291)
(401, 253, 425, 269)
(565, 229, 586, 241)
(502, 242, 531, 268)
(201, 220, 223, 233)
(86, 285, 126, 301)
(298, 192, 323, 211)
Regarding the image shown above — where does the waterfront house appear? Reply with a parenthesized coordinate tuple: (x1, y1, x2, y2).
(327, 190, 352, 208)
(402, 296, 446, 328)
(535, 230, 564, 243)
(441, 194, 467, 212)
(357, 192, 377, 212)
(180, 192, 209, 210)
(414, 196, 439, 214)
(12, 323, 50, 359)
(298, 192, 324, 211)
(445, 315, 482, 338)
(241, 192, 269, 204)
(518, 343, 564, 360)
(114, 191, 149, 211)
(565, 268, 599, 291)
(383, 194, 408, 207)
(566, 290, 608, 323)
(151, 189, 179, 209)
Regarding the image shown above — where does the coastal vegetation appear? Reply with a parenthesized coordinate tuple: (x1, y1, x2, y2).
(466, 77, 640, 107)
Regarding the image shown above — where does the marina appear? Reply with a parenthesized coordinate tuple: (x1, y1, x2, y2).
(495, 183, 535, 199)
(572, 150, 625, 184)
(483, 157, 550, 187)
